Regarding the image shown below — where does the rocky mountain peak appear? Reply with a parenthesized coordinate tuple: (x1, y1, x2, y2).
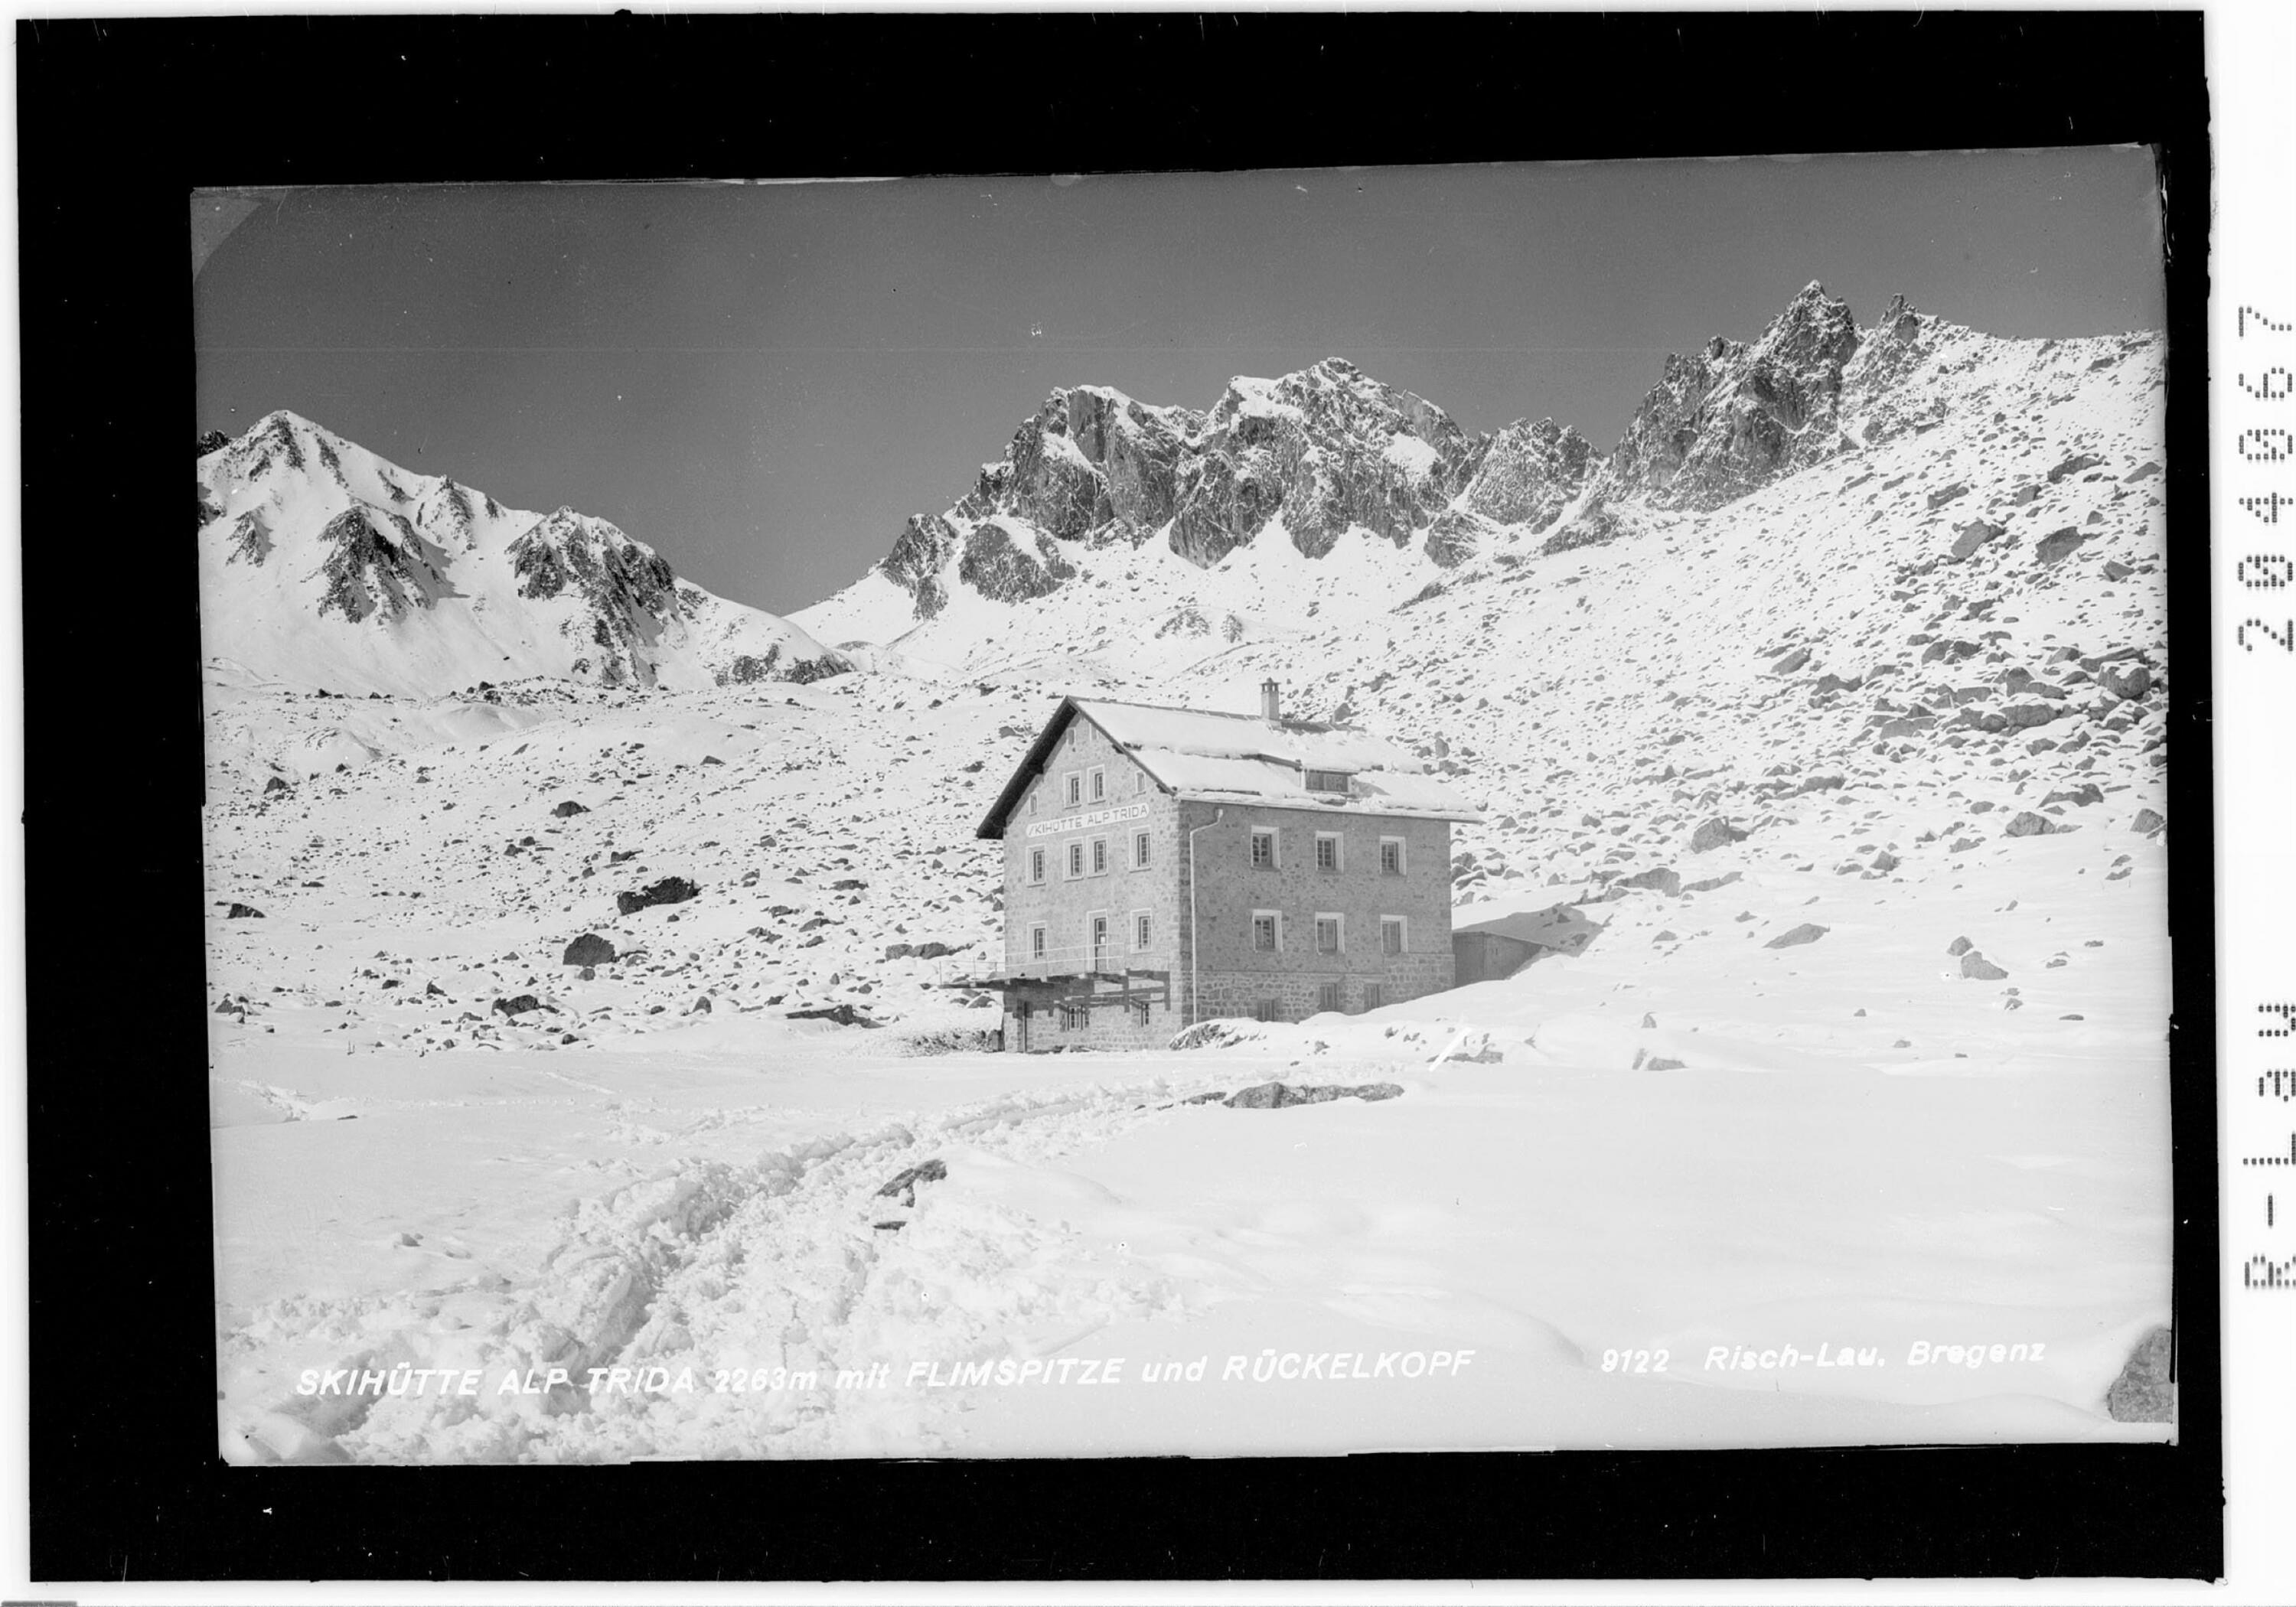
(1755, 280, 1861, 371)
(1164, 360, 1477, 567)
(199, 415, 846, 695)
(1879, 292, 1925, 343)
(1600, 282, 1863, 512)
(865, 356, 1501, 618)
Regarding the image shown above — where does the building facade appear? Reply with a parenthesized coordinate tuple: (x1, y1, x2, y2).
(971, 691, 1476, 1052)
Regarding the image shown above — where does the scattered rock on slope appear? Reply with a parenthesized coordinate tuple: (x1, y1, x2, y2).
(1765, 923, 1829, 950)
(1691, 818, 1749, 853)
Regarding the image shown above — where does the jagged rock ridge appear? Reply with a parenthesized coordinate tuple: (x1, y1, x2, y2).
(801, 283, 2162, 668)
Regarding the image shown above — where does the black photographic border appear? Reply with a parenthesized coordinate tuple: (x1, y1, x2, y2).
(18, 9, 2219, 1583)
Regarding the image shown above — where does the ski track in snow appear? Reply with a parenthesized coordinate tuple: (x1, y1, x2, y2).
(223, 1068, 1271, 1462)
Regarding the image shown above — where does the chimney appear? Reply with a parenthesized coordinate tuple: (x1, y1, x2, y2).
(1261, 678, 1281, 722)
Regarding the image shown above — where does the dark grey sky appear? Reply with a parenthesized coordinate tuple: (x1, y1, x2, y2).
(194, 148, 2163, 616)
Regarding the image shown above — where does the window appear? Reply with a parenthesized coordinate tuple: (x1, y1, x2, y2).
(1128, 999, 1150, 1028)
(1379, 837, 1405, 876)
(1091, 836, 1109, 875)
(1252, 911, 1281, 952)
(1251, 829, 1278, 869)
(1065, 772, 1082, 807)
(1254, 999, 1281, 1023)
(1316, 914, 1343, 953)
(1133, 830, 1152, 869)
(1088, 766, 1106, 801)
(1314, 832, 1342, 872)
(1029, 847, 1046, 884)
(1306, 769, 1352, 793)
(1089, 913, 1110, 962)
(1059, 1003, 1087, 1031)
(1132, 911, 1152, 950)
(1067, 841, 1084, 878)
(1362, 982, 1385, 1012)
(1135, 771, 1146, 794)
(1381, 916, 1407, 956)
(1317, 981, 1342, 1014)
(1029, 924, 1048, 960)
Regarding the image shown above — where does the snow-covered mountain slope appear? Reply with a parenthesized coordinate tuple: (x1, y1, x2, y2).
(794, 285, 2160, 683)
(203, 280, 2174, 1462)
(201, 279, 2168, 1046)
(198, 412, 848, 697)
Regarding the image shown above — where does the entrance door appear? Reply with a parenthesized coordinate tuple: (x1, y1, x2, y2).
(1091, 914, 1110, 972)
(1014, 1002, 1032, 1052)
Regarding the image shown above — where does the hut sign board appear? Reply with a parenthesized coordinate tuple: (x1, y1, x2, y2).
(1024, 800, 1150, 839)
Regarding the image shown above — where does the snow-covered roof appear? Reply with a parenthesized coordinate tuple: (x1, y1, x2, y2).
(1456, 905, 1605, 951)
(977, 696, 1481, 838)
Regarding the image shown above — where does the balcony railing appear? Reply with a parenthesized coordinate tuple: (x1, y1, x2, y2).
(934, 939, 1159, 987)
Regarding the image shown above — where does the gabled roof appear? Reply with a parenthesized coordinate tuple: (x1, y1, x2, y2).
(977, 696, 1480, 839)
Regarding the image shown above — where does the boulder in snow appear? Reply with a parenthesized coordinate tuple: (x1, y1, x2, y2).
(1949, 520, 2004, 560)
(1225, 1081, 1403, 1109)
(786, 1002, 879, 1028)
(2033, 527, 2086, 564)
(618, 876, 700, 915)
(563, 933, 616, 966)
(876, 1158, 948, 1207)
(1620, 867, 1682, 897)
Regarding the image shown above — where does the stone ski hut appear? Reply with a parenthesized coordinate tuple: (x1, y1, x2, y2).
(960, 680, 1479, 1051)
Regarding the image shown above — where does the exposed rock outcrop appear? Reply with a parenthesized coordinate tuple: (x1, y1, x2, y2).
(1600, 282, 1863, 511)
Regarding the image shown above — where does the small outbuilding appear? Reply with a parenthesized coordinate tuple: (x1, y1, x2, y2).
(1451, 905, 1604, 986)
